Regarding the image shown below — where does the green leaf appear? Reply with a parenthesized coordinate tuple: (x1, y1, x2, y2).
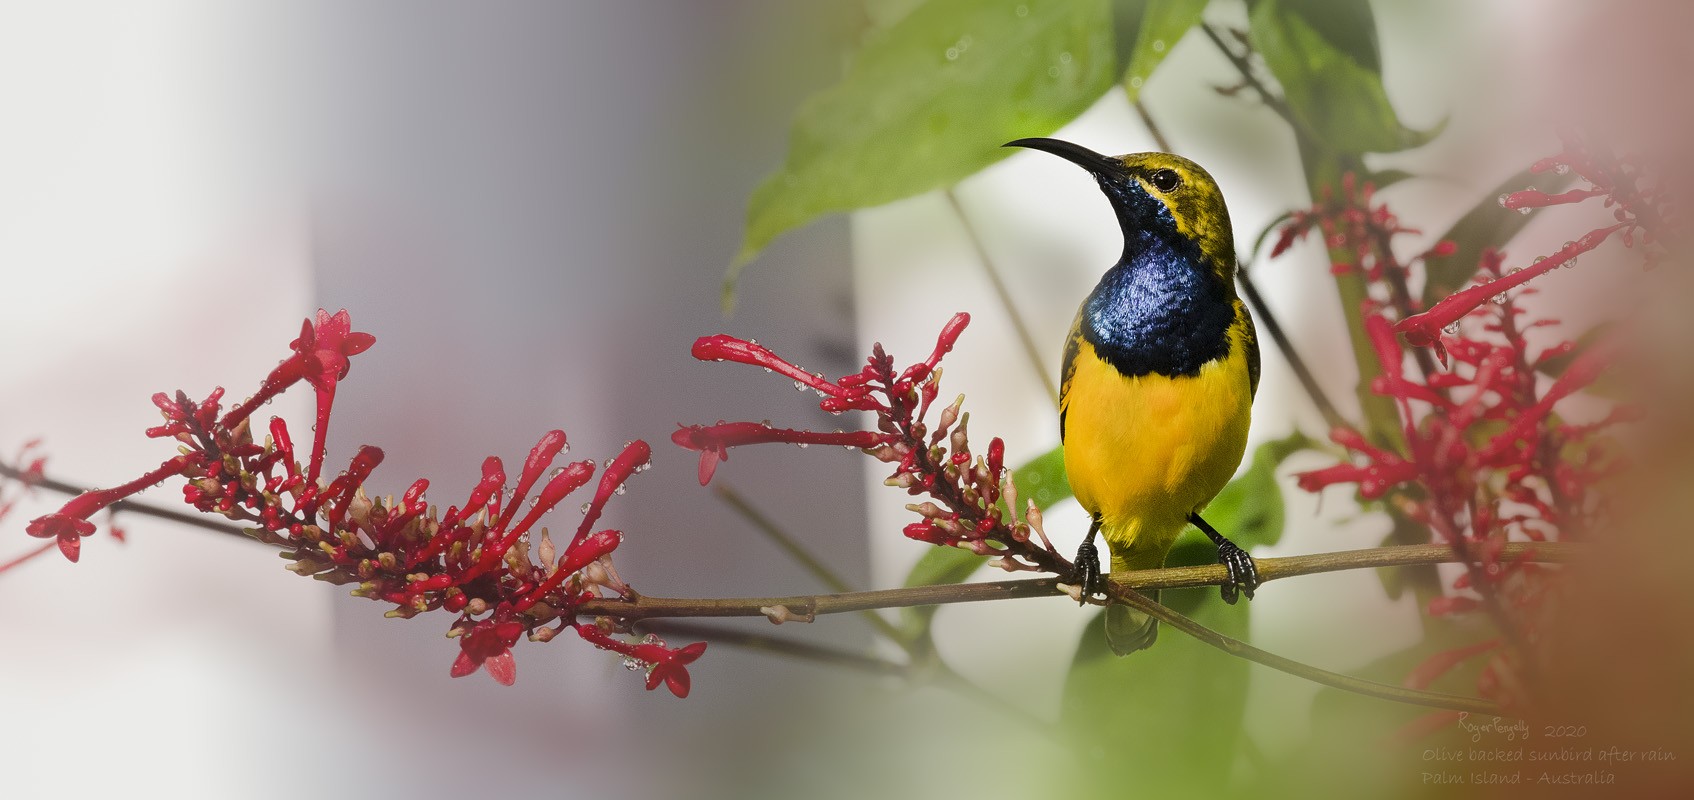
(726, 0, 1116, 311)
(897, 444, 1073, 638)
(1533, 322, 1611, 378)
(1009, 442, 1072, 511)
(1120, 0, 1208, 102)
(1421, 168, 1578, 308)
(1060, 577, 1249, 792)
(1248, 0, 1439, 156)
(1199, 430, 1312, 549)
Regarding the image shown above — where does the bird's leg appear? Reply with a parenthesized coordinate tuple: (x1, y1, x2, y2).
(1189, 512, 1259, 604)
(1070, 516, 1103, 605)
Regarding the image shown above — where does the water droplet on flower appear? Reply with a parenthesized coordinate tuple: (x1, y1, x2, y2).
(1443, 321, 1460, 335)
(580, 502, 592, 514)
(1129, 76, 1143, 89)
(614, 484, 627, 496)
(946, 48, 959, 61)
(796, 442, 809, 449)
(748, 338, 758, 345)
(1491, 293, 1508, 305)
(794, 380, 807, 391)
(622, 656, 643, 671)
(1554, 163, 1569, 174)
(763, 367, 773, 373)
(1517, 207, 1531, 215)
(1497, 193, 1510, 208)
(1508, 266, 1523, 275)
(1151, 39, 1166, 53)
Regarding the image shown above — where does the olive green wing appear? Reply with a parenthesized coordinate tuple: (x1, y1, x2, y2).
(1059, 306, 1085, 443)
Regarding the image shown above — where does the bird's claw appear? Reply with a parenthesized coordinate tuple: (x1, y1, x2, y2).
(1071, 539, 1102, 606)
(1215, 538, 1259, 605)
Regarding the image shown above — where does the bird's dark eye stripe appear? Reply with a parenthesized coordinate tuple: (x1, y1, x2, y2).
(1149, 168, 1182, 193)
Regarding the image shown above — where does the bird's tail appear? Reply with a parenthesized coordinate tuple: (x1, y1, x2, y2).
(1102, 540, 1170, 656)
(1104, 595, 1159, 655)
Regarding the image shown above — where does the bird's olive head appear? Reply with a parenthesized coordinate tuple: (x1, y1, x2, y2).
(1004, 137, 1235, 276)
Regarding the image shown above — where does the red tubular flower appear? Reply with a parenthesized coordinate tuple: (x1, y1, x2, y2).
(575, 625, 708, 698)
(692, 335, 852, 398)
(26, 456, 189, 562)
(1397, 223, 1626, 347)
(679, 313, 1072, 578)
(671, 423, 885, 485)
(450, 612, 525, 685)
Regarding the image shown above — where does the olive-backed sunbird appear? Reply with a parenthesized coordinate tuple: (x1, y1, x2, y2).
(1006, 137, 1260, 656)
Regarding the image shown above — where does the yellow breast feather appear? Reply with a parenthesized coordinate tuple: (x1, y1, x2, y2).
(1060, 310, 1254, 570)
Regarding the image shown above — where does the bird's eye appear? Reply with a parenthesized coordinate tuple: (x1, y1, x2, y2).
(1148, 168, 1182, 193)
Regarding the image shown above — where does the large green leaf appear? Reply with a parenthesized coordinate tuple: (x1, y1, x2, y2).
(1120, 0, 1209, 102)
(1249, 0, 1438, 156)
(898, 444, 1072, 639)
(1060, 565, 1250, 792)
(727, 0, 1116, 310)
(1420, 167, 1577, 308)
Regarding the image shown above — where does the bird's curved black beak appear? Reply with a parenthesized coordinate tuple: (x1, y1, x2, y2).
(1003, 137, 1125, 176)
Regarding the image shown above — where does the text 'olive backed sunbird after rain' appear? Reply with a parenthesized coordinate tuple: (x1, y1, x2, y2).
(1006, 137, 1260, 656)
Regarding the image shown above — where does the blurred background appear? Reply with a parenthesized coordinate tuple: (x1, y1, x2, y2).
(1, 1, 1687, 798)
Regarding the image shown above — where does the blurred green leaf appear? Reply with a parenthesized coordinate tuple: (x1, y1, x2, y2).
(1365, 167, 1417, 190)
(898, 444, 1073, 638)
(1010, 441, 1072, 510)
(1421, 168, 1577, 307)
(1202, 430, 1313, 549)
(727, 0, 1116, 311)
(1533, 323, 1609, 378)
(1249, 0, 1439, 155)
(1061, 573, 1249, 792)
(1120, 0, 1208, 101)
(1275, 0, 1380, 73)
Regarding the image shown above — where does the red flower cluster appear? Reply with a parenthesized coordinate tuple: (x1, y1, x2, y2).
(1398, 132, 1669, 349)
(20, 309, 704, 694)
(1269, 172, 1450, 281)
(674, 313, 1070, 576)
(1274, 171, 1632, 708)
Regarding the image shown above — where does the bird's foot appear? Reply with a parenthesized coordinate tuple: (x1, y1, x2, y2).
(1215, 538, 1259, 605)
(1071, 538, 1102, 606)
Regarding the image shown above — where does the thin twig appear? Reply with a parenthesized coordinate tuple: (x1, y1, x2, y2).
(943, 189, 1061, 408)
(1110, 587, 1499, 715)
(714, 482, 907, 644)
(583, 542, 1573, 620)
(634, 620, 905, 676)
(1200, 24, 1298, 129)
(1133, 99, 1173, 152)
